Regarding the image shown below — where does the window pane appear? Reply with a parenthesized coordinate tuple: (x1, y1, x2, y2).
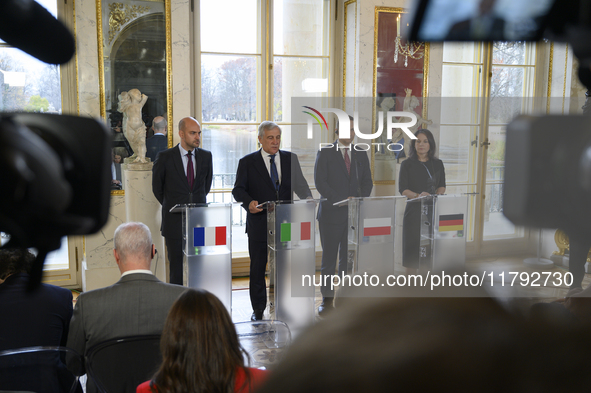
(273, 57, 328, 123)
(492, 41, 527, 65)
(274, 0, 330, 56)
(201, 55, 260, 122)
(485, 125, 506, 179)
(442, 41, 480, 63)
(483, 184, 521, 239)
(439, 125, 478, 184)
(490, 67, 525, 123)
(202, 124, 258, 181)
(0, 47, 62, 112)
(201, 0, 259, 54)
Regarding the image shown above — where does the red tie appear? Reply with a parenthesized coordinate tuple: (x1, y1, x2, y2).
(344, 148, 351, 175)
(187, 151, 194, 189)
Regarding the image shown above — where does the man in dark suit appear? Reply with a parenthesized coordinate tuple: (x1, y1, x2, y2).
(314, 117, 373, 314)
(152, 117, 213, 284)
(0, 248, 75, 393)
(232, 121, 312, 321)
(66, 222, 186, 393)
(446, 0, 506, 41)
(146, 116, 168, 162)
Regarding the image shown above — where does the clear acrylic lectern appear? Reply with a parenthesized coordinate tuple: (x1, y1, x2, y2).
(266, 199, 319, 335)
(171, 203, 232, 311)
(335, 196, 404, 276)
(418, 195, 468, 271)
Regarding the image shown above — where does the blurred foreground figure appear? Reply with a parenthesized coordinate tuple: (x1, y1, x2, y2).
(257, 292, 591, 393)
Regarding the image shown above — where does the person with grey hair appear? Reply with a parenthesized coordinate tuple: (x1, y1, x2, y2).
(152, 117, 213, 285)
(233, 121, 312, 321)
(146, 116, 168, 162)
(66, 222, 186, 393)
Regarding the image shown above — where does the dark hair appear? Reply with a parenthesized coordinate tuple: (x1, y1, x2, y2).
(152, 289, 250, 393)
(0, 248, 35, 280)
(408, 129, 437, 161)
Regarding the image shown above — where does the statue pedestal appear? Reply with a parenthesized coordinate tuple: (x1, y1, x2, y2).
(123, 162, 167, 282)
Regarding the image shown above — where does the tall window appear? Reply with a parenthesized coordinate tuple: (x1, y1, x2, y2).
(439, 41, 535, 252)
(199, 0, 332, 254)
(0, 0, 79, 283)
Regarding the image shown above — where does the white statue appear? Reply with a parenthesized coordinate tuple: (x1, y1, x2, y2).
(118, 88, 148, 163)
(399, 88, 433, 156)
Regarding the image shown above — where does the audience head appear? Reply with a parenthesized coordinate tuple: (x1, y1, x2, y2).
(153, 289, 249, 393)
(0, 248, 35, 281)
(152, 116, 168, 135)
(256, 295, 591, 393)
(113, 222, 154, 272)
(408, 128, 436, 160)
(258, 121, 281, 155)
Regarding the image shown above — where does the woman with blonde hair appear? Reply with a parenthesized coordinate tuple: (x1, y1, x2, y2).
(137, 289, 267, 393)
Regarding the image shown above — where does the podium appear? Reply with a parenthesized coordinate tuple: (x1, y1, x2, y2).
(337, 196, 404, 276)
(418, 195, 468, 271)
(171, 203, 233, 311)
(266, 199, 319, 335)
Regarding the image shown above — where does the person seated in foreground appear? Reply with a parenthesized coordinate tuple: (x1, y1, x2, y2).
(0, 248, 73, 350)
(255, 285, 591, 393)
(137, 288, 267, 393)
(0, 248, 78, 393)
(66, 222, 186, 393)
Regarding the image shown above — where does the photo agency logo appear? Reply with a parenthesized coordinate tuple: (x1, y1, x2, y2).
(302, 106, 419, 152)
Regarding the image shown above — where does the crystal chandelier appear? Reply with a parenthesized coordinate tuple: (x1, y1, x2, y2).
(394, 14, 425, 67)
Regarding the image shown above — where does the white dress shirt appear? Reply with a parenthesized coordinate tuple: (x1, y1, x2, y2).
(261, 148, 282, 185)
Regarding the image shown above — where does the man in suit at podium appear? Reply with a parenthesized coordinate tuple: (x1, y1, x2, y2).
(314, 117, 373, 315)
(233, 121, 312, 321)
(152, 117, 213, 284)
(146, 116, 168, 162)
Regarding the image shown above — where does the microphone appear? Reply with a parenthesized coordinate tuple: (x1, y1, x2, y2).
(0, 0, 75, 65)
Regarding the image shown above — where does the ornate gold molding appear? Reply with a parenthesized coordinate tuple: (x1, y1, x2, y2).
(343, 0, 357, 98)
(108, 3, 151, 44)
(546, 41, 553, 114)
(553, 228, 569, 256)
(563, 43, 568, 115)
(371, 6, 429, 185)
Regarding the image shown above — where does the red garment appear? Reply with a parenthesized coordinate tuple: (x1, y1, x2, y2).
(136, 367, 267, 393)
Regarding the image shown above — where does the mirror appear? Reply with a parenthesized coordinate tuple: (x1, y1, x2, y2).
(96, 0, 173, 194)
(372, 7, 429, 185)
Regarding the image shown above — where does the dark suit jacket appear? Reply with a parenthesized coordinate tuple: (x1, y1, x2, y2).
(0, 272, 72, 351)
(232, 149, 312, 242)
(0, 273, 75, 393)
(66, 273, 186, 391)
(146, 134, 168, 163)
(314, 143, 373, 223)
(152, 144, 213, 239)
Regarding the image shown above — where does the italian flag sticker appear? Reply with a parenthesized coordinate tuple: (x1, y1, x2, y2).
(280, 222, 311, 242)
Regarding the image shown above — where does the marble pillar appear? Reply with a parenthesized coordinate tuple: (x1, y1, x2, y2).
(123, 162, 167, 282)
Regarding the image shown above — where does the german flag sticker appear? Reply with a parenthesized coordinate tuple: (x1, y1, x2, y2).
(439, 214, 463, 232)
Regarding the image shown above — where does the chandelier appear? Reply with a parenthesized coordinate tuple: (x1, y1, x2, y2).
(394, 14, 424, 67)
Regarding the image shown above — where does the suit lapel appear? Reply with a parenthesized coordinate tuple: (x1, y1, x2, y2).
(254, 149, 276, 190)
(332, 142, 349, 178)
(172, 144, 190, 191)
(279, 150, 290, 193)
(192, 148, 204, 191)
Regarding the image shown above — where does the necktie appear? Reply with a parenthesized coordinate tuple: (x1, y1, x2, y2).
(270, 154, 279, 191)
(187, 151, 194, 190)
(344, 148, 351, 175)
